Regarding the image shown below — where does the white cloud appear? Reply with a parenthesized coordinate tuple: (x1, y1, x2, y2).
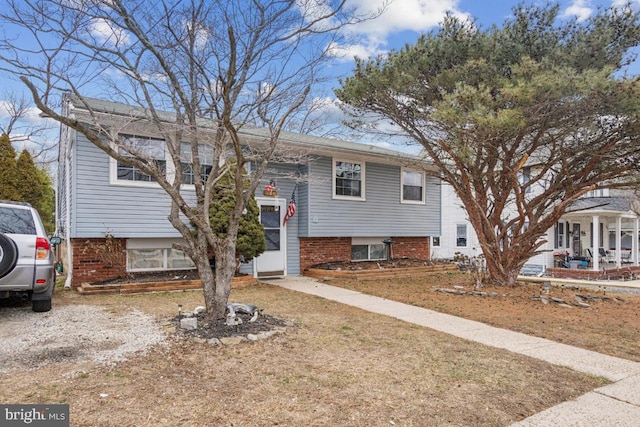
(561, 0, 593, 21)
(327, 0, 468, 62)
(0, 101, 48, 125)
(348, 0, 468, 36)
(326, 40, 386, 61)
(612, 0, 640, 7)
(90, 18, 129, 46)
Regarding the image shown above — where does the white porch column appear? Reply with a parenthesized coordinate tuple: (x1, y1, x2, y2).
(592, 215, 599, 271)
(615, 216, 622, 267)
(633, 218, 639, 266)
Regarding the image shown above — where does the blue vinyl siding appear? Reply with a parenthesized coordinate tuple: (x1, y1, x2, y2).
(68, 133, 438, 276)
(72, 134, 185, 238)
(304, 156, 440, 237)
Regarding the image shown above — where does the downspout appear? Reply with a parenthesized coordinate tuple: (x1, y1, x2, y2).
(63, 148, 72, 289)
(63, 125, 73, 289)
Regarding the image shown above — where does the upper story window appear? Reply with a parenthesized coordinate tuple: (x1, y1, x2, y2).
(584, 188, 607, 198)
(180, 142, 214, 185)
(401, 169, 425, 204)
(333, 159, 365, 200)
(518, 166, 531, 193)
(117, 135, 166, 182)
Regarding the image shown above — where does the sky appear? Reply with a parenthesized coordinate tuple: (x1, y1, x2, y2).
(334, 0, 640, 65)
(1, 0, 639, 158)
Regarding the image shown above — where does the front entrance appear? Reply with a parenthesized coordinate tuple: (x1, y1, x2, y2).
(255, 198, 287, 278)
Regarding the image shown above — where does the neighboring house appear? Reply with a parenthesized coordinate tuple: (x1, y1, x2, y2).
(56, 96, 441, 286)
(437, 182, 640, 274)
(432, 181, 481, 261)
(540, 189, 640, 272)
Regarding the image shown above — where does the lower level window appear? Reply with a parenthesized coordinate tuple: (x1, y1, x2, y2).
(127, 248, 195, 271)
(352, 243, 386, 261)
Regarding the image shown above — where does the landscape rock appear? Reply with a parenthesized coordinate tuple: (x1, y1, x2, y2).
(180, 317, 198, 330)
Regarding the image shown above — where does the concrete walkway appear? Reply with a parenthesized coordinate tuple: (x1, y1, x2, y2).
(263, 276, 640, 427)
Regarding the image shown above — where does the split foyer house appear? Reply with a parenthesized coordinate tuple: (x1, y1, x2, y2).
(56, 96, 442, 286)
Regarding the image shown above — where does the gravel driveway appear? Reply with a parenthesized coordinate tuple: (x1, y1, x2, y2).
(0, 304, 167, 374)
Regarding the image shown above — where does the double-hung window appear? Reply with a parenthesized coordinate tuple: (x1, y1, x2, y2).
(401, 169, 425, 203)
(333, 159, 364, 199)
(518, 166, 531, 193)
(117, 135, 166, 182)
(180, 142, 214, 185)
(456, 224, 467, 247)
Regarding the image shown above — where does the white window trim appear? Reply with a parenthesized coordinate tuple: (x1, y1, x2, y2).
(400, 168, 426, 205)
(332, 158, 366, 201)
(109, 135, 169, 188)
(126, 238, 195, 272)
(109, 136, 213, 191)
(456, 223, 468, 248)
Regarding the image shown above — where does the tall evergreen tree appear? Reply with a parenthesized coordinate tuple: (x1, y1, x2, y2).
(0, 133, 20, 201)
(35, 167, 56, 234)
(16, 149, 44, 205)
(209, 162, 267, 269)
(16, 149, 55, 233)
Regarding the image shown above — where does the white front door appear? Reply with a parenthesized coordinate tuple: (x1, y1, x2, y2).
(255, 198, 286, 277)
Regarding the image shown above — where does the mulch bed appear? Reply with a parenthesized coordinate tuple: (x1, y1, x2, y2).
(172, 312, 289, 339)
(309, 258, 437, 271)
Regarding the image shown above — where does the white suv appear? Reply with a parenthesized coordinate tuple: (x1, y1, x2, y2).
(0, 201, 55, 312)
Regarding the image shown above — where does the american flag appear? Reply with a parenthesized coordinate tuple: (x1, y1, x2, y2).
(283, 186, 297, 226)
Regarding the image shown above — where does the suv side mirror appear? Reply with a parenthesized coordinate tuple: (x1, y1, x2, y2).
(49, 236, 62, 246)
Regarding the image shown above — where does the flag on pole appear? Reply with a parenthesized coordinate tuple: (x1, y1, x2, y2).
(283, 185, 297, 226)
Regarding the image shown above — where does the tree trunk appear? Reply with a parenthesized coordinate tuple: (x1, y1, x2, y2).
(482, 244, 525, 286)
(200, 241, 237, 320)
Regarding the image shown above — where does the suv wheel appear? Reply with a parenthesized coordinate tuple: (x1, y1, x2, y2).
(0, 233, 18, 278)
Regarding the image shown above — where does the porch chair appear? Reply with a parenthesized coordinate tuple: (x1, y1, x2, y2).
(585, 248, 594, 263)
(621, 251, 632, 264)
(598, 247, 612, 264)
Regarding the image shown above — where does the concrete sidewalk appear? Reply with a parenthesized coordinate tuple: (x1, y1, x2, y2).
(263, 276, 640, 427)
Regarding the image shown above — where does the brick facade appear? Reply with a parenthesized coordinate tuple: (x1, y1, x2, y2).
(299, 237, 352, 272)
(389, 236, 431, 260)
(299, 236, 431, 272)
(70, 237, 127, 286)
(68, 235, 433, 282)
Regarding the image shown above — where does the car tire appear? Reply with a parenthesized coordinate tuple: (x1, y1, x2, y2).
(0, 233, 19, 279)
(32, 298, 52, 313)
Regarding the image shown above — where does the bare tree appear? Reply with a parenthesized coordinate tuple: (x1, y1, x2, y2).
(0, 0, 379, 319)
(0, 91, 57, 164)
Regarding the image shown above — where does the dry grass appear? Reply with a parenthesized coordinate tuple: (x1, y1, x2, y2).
(326, 271, 640, 362)
(0, 282, 609, 426)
